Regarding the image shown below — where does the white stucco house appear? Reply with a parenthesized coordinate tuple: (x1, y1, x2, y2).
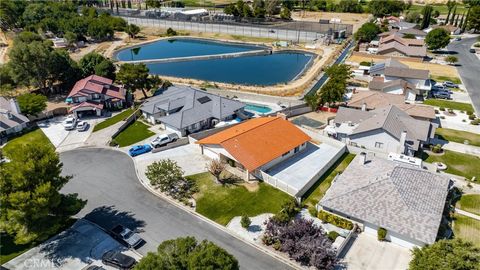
(368, 58, 431, 101)
(332, 105, 436, 156)
(318, 153, 451, 249)
(0, 97, 30, 139)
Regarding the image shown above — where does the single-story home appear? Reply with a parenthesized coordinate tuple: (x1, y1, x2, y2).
(319, 153, 451, 248)
(67, 75, 126, 118)
(332, 105, 436, 156)
(140, 85, 246, 136)
(377, 33, 426, 58)
(0, 97, 30, 139)
(196, 116, 345, 198)
(347, 91, 435, 121)
(369, 58, 431, 101)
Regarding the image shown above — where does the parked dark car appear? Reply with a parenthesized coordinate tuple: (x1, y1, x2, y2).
(432, 91, 451, 99)
(128, 144, 152, 157)
(102, 251, 136, 270)
(443, 81, 459, 88)
(84, 266, 106, 270)
(111, 225, 143, 248)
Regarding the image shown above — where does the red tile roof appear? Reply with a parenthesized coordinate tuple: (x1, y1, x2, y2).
(197, 117, 311, 171)
(68, 75, 125, 101)
(69, 101, 104, 112)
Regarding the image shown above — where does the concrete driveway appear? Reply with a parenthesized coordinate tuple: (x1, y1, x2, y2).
(3, 219, 140, 270)
(133, 144, 208, 176)
(342, 233, 411, 270)
(37, 116, 97, 151)
(59, 148, 291, 270)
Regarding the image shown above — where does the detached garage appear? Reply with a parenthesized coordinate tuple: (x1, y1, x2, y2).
(319, 153, 450, 248)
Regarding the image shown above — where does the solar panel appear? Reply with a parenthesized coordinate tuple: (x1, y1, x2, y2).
(197, 96, 211, 104)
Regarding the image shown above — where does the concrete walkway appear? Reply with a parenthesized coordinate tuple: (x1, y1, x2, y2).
(456, 208, 480, 221)
(442, 141, 480, 157)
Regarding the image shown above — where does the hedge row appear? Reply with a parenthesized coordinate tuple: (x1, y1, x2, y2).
(318, 210, 354, 230)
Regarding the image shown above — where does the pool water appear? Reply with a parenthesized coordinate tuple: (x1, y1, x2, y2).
(116, 38, 260, 61)
(244, 103, 272, 114)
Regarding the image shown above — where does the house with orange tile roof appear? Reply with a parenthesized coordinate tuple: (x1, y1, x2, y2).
(196, 116, 346, 198)
(66, 75, 126, 118)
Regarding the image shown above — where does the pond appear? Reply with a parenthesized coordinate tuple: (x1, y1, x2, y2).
(115, 38, 314, 86)
(116, 38, 262, 61)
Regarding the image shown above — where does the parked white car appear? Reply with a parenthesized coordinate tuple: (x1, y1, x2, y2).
(150, 133, 179, 148)
(76, 121, 89, 132)
(63, 116, 78, 130)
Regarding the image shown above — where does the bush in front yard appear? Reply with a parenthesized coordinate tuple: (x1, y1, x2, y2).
(273, 199, 301, 223)
(317, 210, 354, 230)
(263, 218, 337, 269)
(439, 107, 446, 111)
(145, 159, 197, 201)
(327, 231, 340, 241)
(377, 227, 387, 241)
(471, 119, 480, 125)
(240, 215, 251, 229)
(469, 114, 476, 120)
(431, 144, 443, 153)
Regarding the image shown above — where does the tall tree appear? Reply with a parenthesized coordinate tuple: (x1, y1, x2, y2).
(317, 64, 352, 107)
(420, 5, 433, 29)
(265, 0, 280, 16)
(449, 5, 457, 25)
(135, 237, 239, 270)
(354, 22, 381, 42)
(0, 143, 86, 244)
(467, 5, 480, 31)
(425, 28, 450, 50)
(116, 63, 154, 98)
(79, 52, 115, 79)
(445, 0, 456, 24)
(410, 239, 480, 270)
(16, 93, 47, 116)
(125, 23, 140, 38)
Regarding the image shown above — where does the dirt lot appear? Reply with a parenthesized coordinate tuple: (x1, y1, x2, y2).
(347, 54, 460, 78)
(291, 11, 371, 32)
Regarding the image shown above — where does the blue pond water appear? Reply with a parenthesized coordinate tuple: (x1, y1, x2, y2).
(116, 38, 313, 86)
(116, 38, 259, 61)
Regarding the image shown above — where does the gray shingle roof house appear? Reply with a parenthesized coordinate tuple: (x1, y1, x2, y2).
(333, 105, 436, 156)
(319, 154, 450, 248)
(140, 85, 245, 136)
(0, 97, 30, 139)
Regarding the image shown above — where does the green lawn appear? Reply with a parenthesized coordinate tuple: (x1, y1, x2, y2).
(303, 153, 356, 208)
(0, 218, 76, 264)
(112, 120, 154, 147)
(431, 75, 462, 85)
(423, 100, 474, 113)
(436, 128, 480, 147)
(424, 150, 480, 180)
(93, 108, 134, 132)
(2, 128, 53, 155)
(453, 214, 480, 247)
(457, 194, 480, 216)
(190, 172, 291, 225)
(408, 4, 467, 15)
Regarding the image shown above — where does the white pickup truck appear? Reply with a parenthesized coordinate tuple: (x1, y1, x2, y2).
(150, 133, 179, 148)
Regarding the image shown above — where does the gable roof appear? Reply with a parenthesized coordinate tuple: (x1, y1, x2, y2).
(0, 97, 29, 132)
(68, 75, 125, 101)
(320, 154, 450, 244)
(377, 41, 427, 57)
(369, 58, 429, 80)
(398, 28, 427, 37)
(380, 33, 425, 47)
(368, 77, 416, 93)
(197, 117, 311, 171)
(347, 91, 435, 119)
(140, 85, 245, 129)
(335, 105, 434, 148)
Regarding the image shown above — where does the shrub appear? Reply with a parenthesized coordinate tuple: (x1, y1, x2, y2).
(377, 227, 387, 241)
(435, 109, 439, 114)
(439, 107, 446, 111)
(308, 206, 318, 217)
(469, 114, 476, 120)
(463, 119, 466, 122)
(467, 111, 474, 115)
(440, 116, 446, 119)
(317, 210, 354, 230)
(448, 109, 454, 114)
(359, 61, 372, 66)
(263, 218, 338, 269)
(166, 27, 177, 36)
(471, 119, 480, 125)
(273, 199, 301, 223)
(240, 215, 251, 229)
(431, 144, 442, 153)
(327, 231, 340, 241)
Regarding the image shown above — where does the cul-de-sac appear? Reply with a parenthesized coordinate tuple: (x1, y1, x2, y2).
(1, 0, 480, 269)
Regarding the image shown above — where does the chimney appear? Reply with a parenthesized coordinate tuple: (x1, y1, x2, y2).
(9, 98, 21, 114)
(358, 152, 367, 165)
(361, 103, 367, 111)
(399, 131, 407, 154)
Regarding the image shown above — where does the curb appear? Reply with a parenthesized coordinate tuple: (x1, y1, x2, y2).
(131, 157, 302, 270)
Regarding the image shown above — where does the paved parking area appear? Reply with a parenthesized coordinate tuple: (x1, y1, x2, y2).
(3, 219, 141, 270)
(342, 233, 411, 270)
(134, 143, 208, 176)
(37, 116, 99, 150)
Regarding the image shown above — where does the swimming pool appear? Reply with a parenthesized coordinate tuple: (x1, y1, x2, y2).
(244, 103, 273, 114)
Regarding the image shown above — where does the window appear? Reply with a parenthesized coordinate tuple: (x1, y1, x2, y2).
(375, 142, 384, 148)
(282, 151, 290, 157)
(294, 146, 300, 153)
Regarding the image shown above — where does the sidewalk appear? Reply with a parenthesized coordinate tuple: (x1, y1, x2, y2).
(442, 141, 480, 157)
(455, 208, 480, 221)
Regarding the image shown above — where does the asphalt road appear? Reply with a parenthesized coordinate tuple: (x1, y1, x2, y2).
(448, 37, 480, 114)
(60, 148, 292, 270)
